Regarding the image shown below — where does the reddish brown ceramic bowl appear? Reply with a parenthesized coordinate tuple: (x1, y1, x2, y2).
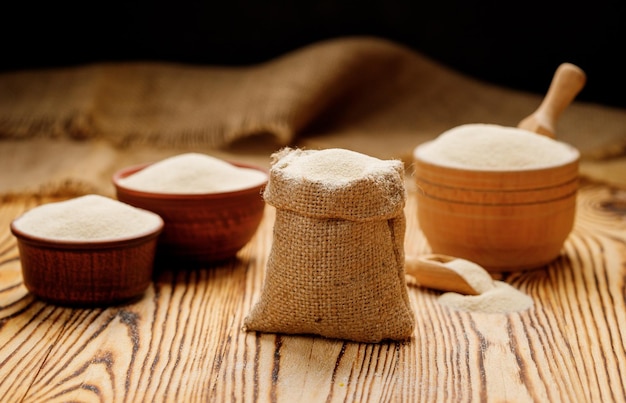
(10, 215, 163, 306)
(112, 161, 268, 264)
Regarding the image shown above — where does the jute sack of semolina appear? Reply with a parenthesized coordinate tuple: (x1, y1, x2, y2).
(243, 147, 414, 343)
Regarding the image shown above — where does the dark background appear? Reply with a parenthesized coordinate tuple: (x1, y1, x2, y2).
(2, 1, 625, 108)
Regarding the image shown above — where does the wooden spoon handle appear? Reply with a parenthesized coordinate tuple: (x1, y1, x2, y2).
(540, 63, 586, 121)
(518, 63, 586, 138)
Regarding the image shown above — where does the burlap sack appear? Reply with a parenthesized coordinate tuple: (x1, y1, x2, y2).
(2, 37, 626, 200)
(243, 147, 414, 343)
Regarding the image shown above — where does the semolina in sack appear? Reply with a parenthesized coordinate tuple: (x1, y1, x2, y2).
(243, 147, 414, 343)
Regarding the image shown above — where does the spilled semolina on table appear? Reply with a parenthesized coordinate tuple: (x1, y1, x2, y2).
(0, 176, 625, 402)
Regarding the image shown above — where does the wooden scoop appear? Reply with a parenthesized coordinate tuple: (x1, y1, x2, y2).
(405, 254, 495, 295)
(517, 62, 586, 138)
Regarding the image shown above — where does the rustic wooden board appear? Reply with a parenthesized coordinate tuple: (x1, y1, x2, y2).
(0, 180, 625, 402)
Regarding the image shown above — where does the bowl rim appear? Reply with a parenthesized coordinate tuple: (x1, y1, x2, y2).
(412, 139, 580, 173)
(112, 160, 269, 200)
(10, 215, 164, 249)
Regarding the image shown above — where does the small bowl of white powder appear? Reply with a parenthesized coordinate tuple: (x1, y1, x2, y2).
(112, 153, 269, 264)
(10, 194, 164, 306)
(412, 123, 580, 272)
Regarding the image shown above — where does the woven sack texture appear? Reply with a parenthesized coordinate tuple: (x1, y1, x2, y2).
(244, 147, 415, 342)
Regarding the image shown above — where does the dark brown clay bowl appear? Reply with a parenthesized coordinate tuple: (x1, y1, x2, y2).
(112, 161, 268, 264)
(11, 214, 163, 306)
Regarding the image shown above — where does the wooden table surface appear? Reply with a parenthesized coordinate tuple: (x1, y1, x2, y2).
(1, 177, 625, 402)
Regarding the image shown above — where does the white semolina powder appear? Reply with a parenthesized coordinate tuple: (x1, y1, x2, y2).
(443, 258, 495, 294)
(436, 257, 533, 314)
(118, 153, 268, 194)
(415, 123, 578, 170)
(12, 194, 163, 241)
(276, 148, 398, 186)
(438, 281, 534, 314)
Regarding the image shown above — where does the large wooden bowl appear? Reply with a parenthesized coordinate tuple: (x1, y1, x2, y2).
(113, 161, 268, 265)
(412, 141, 580, 272)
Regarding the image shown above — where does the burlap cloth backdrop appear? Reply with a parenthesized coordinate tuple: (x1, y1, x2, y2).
(1, 36, 625, 199)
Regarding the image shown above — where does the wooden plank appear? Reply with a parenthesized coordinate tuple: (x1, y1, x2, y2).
(0, 181, 624, 402)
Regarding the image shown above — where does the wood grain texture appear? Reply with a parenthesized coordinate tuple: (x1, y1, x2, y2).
(1, 180, 625, 402)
